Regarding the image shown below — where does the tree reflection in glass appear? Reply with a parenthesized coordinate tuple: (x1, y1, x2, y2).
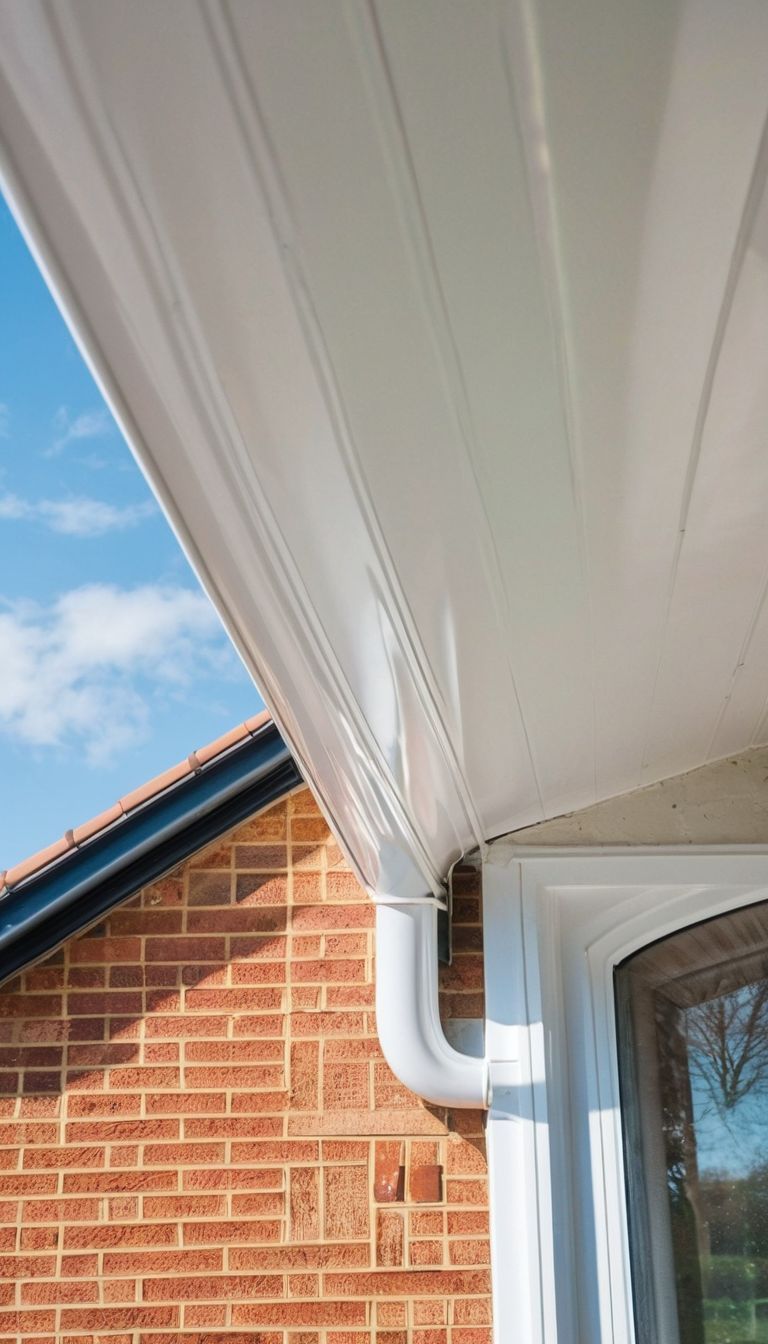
(616, 902, 768, 1344)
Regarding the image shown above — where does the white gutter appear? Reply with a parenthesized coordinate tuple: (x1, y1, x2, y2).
(374, 895, 488, 1109)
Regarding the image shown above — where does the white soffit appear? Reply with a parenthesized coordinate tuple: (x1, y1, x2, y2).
(1, 1, 768, 897)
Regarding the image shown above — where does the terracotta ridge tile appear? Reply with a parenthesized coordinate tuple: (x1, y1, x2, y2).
(71, 804, 125, 848)
(119, 759, 191, 813)
(1, 711, 273, 894)
(194, 724, 250, 766)
(5, 836, 73, 889)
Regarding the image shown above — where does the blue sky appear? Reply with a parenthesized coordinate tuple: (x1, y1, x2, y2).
(0, 195, 262, 870)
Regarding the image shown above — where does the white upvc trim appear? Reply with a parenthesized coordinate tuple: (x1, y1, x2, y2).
(483, 846, 768, 1344)
(375, 899, 488, 1109)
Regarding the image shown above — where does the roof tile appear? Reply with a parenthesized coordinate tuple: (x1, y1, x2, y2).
(119, 760, 190, 813)
(71, 804, 125, 847)
(1, 712, 274, 895)
(5, 836, 74, 889)
(194, 724, 249, 766)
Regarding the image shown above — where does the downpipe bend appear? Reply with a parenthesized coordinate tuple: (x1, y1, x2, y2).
(374, 896, 489, 1110)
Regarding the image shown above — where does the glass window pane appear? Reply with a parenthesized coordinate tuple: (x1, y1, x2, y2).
(616, 902, 768, 1344)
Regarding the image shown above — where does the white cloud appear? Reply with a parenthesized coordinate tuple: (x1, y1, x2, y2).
(0, 583, 227, 764)
(48, 405, 113, 456)
(0, 491, 156, 537)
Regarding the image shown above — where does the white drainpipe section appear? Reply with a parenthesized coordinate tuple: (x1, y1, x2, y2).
(373, 894, 488, 1109)
(375, 883, 522, 1344)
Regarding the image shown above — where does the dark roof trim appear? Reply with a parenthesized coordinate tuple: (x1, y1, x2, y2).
(0, 721, 300, 986)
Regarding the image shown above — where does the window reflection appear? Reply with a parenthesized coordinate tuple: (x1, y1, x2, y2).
(616, 903, 768, 1344)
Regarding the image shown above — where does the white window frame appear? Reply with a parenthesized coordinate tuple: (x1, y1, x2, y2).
(481, 846, 768, 1344)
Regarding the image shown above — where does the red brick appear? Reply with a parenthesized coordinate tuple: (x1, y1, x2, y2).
(22, 1146, 103, 1171)
(374, 1065, 417, 1109)
(0, 1175, 56, 1196)
(446, 1140, 487, 1175)
(66, 992, 142, 1015)
(291, 1013, 365, 1036)
(326, 986, 374, 1008)
(63, 1222, 177, 1249)
(290, 1167, 319, 1242)
(445, 1179, 487, 1205)
(60, 1308, 179, 1329)
(289, 1110, 445, 1137)
(293, 960, 366, 985)
(184, 1109, 287, 1137)
(22, 1198, 99, 1223)
(187, 872, 232, 905)
(183, 1168, 285, 1192)
(452, 1298, 493, 1325)
(184, 1067, 283, 1090)
(103, 1248, 222, 1275)
(290, 1041, 319, 1111)
(145, 937, 226, 961)
(110, 909, 182, 934)
(376, 1211, 404, 1267)
(183, 1302, 228, 1326)
(0, 1122, 57, 1144)
(413, 1300, 448, 1325)
(144, 1015, 228, 1038)
(324, 1167, 369, 1240)
(143, 1273, 282, 1300)
(0, 1312, 56, 1332)
(0, 1254, 56, 1277)
(188, 906, 286, 933)
(448, 1238, 490, 1266)
(19, 1227, 57, 1250)
(0, 996, 62, 1018)
(232, 1303, 366, 1327)
(234, 844, 288, 868)
(188, 840, 231, 868)
(66, 1093, 141, 1116)
(325, 1270, 491, 1295)
(143, 1142, 224, 1166)
(230, 959, 287, 984)
(69, 937, 142, 964)
(323, 1062, 369, 1110)
(322, 1140, 369, 1161)
(143, 1196, 225, 1219)
(62, 1170, 177, 1193)
(106, 1068, 180, 1090)
(290, 819, 330, 843)
(145, 1092, 226, 1114)
(291, 905, 373, 930)
(183, 1039, 283, 1062)
(374, 1142, 404, 1202)
(325, 873, 364, 902)
(232, 808, 286, 841)
(410, 1240, 444, 1266)
(0, 1046, 62, 1069)
(21, 1279, 99, 1304)
(446, 1211, 489, 1235)
(228, 1243, 369, 1269)
(184, 988, 282, 1012)
(409, 1164, 442, 1204)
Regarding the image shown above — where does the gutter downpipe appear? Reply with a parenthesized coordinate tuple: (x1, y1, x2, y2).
(373, 893, 488, 1110)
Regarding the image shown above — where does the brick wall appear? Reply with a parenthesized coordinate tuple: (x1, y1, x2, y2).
(0, 787, 490, 1344)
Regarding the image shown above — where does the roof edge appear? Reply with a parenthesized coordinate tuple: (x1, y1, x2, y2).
(1, 710, 273, 893)
(0, 719, 300, 987)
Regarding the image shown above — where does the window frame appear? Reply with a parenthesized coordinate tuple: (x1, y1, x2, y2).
(482, 848, 768, 1344)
